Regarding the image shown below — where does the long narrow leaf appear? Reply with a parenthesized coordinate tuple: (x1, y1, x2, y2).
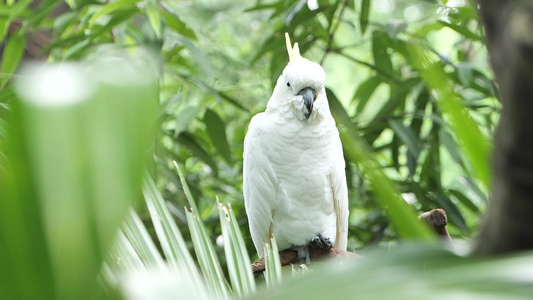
(186, 211, 231, 300)
(174, 161, 231, 299)
(142, 176, 203, 284)
(121, 209, 165, 268)
(218, 202, 256, 298)
(1, 30, 26, 88)
(109, 230, 146, 273)
(360, 0, 370, 35)
(264, 237, 282, 287)
(329, 90, 435, 240)
(399, 42, 491, 190)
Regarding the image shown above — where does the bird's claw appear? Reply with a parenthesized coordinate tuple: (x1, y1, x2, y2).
(311, 234, 333, 250)
(290, 245, 311, 266)
(290, 235, 332, 266)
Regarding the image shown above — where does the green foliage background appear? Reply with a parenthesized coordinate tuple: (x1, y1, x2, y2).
(0, 0, 513, 299)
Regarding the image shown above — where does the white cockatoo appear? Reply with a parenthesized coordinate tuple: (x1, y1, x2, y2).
(243, 33, 349, 265)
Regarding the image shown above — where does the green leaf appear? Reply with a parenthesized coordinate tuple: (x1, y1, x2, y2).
(456, 62, 473, 85)
(264, 237, 282, 287)
(385, 19, 408, 38)
(109, 230, 146, 272)
(204, 109, 232, 164)
(401, 42, 491, 190)
(177, 36, 214, 79)
(63, 39, 91, 60)
(1, 31, 26, 88)
(146, 0, 161, 38)
(176, 131, 219, 176)
(186, 210, 231, 300)
(434, 194, 468, 232)
(371, 31, 393, 78)
(173, 166, 233, 300)
(161, 10, 196, 40)
(253, 245, 533, 299)
(0, 24, 7, 44)
(218, 202, 256, 298)
(388, 119, 420, 159)
(415, 21, 445, 37)
(438, 20, 482, 42)
(353, 76, 381, 114)
(142, 175, 205, 285)
(88, 0, 138, 28)
(439, 128, 463, 166)
(360, 0, 370, 35)
(391, 134, 400, 171)
(449, 189, 480, 213)
(2, 56, 157, 300)
(328, 89, 434, 240)
(25, 0, 64, 25)
(120, 210, 165, 268)
(173, 161, 199, 213)
(174, 105, 202, 136)
(7, 0, 31, 20)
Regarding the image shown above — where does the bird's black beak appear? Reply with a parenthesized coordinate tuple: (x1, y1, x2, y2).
(298, 87, 316, 120)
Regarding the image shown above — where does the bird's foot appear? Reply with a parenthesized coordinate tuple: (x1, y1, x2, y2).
(311, 234, 333, 250)
(289, 245, 311, 266)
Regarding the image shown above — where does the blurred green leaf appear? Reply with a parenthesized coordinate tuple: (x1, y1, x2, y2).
(174, 105, 202, 136)
(254, 245, 533, 299)
(1, 30, 26, 88)
(204, 109, 232, 164)
(176, 131, 219, 176)
(434, 194, 468, 232)
(328, 89, 434, 240)
(439, 128, 463, 166)
(371, 31, 393, 78)
(1, 56, 157, 300)
(7, 0, 31, 20)
(177, 37, 214, 79)
(161, 10, 196, 40)
(88, 0, 138, 28)
(438, 20, 482, 42)
(146, 0, 161, 38)
(449, 189, 480, 214)
(360, 0, 370, 35)
(353, 76, 381, 113)
(401, 42, 491, 190)
(385, 19, 408, 38)
(389, 119, 420, 159)
(456, 62, 473, 85)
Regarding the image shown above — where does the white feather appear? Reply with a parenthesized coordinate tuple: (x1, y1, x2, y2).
(243, 56, 349, 258)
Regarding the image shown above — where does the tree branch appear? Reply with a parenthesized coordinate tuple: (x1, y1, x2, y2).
(251, 245, 357, 274)
(251, 209, 453, 273)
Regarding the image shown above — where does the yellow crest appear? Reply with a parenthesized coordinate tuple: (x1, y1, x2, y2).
(285, 32, 303, 62)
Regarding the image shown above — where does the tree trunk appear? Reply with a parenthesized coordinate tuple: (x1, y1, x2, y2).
(474, 0, 533, 254)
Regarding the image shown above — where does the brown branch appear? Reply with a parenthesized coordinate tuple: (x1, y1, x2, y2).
(251, 245, 357, 274)
(251, 208, 452, 274)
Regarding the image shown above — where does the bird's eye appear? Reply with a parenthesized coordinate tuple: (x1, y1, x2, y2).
(287, 82, 291, 87)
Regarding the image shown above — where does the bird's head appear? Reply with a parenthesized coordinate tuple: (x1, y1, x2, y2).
(268, 33, 326, 121)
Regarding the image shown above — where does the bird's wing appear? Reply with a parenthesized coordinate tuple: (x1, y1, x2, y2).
(330, 134, 349, 251)
(243, 113, 278, 258)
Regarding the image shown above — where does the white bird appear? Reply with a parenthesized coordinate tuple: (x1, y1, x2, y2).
(243, 33, 349, 265)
